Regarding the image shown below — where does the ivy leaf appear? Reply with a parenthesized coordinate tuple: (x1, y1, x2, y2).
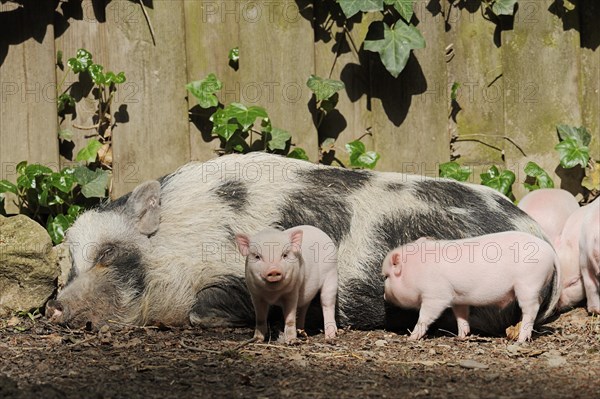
(492, 0, 518, 16)
(229, 47, 239, 63)
(210, 108, 239, 141)
(439, 161, 471, 182)
(186, 73, 223, 109)
(384, 0, 415, 22)
(105, 71, 126, 84)
(556, 124, 591, 146)
(0, 180, 18, 194)
(267, 128, 291, 151)
(57, 50, 64, 70)
(345, 140, 380, 169)
(47, 214, 71, 245)
(73, 166, 109, 198)
(58, 129, 74, 142)
(287, 148, 309, 161)
(57, 93, 75, 113)
(364, 21, 425, 78)
(306, 75, 345, 102)
(337, 0, 384, 18)
(555, 137, 590, 168)
(48, 172, 75, 194)
(76, 140, 103, 163)
(451, 82, 460, 101)
(88, 64, 106, 85)
(67, 48, 92, 73)
(480, 166, 516, 197)
(524, 161, 554, 190)
(223, 103, 268, 131)
(66, 204, 84, 223)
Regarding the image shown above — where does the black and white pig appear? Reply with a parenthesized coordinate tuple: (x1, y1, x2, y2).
(46, 152, 560, 335)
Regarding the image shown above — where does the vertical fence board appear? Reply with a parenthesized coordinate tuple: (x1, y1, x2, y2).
(238, 0, 317, 159)
(313, 3, 373, 164)
(502, 0, 582, 198)
(107, 0, 190, 197)
(54, 0, 109, 171)
(445, 2, 506, 181)
(0, 4, 58, 213)
(579, 0, 600, 161)
(370, 3, 449, 174)
(184, 0, 240, 161)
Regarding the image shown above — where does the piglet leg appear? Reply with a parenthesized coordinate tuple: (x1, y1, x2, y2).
(282, 293, 300, 343)
(410, 300, 449, 340)
(452, 305, 470, 339)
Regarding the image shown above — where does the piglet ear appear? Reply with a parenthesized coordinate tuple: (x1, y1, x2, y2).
(391, 251, 403, 277)
(235, 234, 251, 256)
(289, 229, 303, 253)
(126, 180, 161, 236)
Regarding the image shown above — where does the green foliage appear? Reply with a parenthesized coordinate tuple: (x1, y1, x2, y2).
(345, 140, 380, 169)
(0, 162, 108, 244)
(228, 47, 239, 63)
(364, 21, 425, 78)
(306, 75, 345, 102)
(480, 165, 516, 198)
(75, 140, 104, 163)
(186, 73, 223, 108)
(337, 0, 384, 18)
(523, 161, 554, 191)
(450, 82, 460, 101)
(439, 161, 472, 182)
(187, 74, 301, 156)
(332, 0, 424, 77)
(384, 0, 416, 21)
(490, 0, 518, 16)
(555, 124, 591, 168)
(287, 148, 310, 161)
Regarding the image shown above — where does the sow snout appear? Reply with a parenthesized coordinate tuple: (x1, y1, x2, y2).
(46, 299, 67, 324)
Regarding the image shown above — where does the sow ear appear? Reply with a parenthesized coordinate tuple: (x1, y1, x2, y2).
(126, 180, 161, 236)
(235, 234, 251, 256)
(390, 251, 403, 277)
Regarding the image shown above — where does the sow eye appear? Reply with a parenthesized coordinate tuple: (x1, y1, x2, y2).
(282, 252, 288, 259)
(253, 253, 261, 261)
(96, 246, 115, 265)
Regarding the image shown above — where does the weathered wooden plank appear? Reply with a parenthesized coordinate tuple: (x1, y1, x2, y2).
(579, 0, 600, 161)
(0, 3, 59, 213)
(184, 0, 241, 161)
(107, 0, 190, 197)
(445, 1, 506, 182)
(313, 2, 373, 165)
(370, 4, 449, 174)
(238, 0, 317, 160)
(502, 0, 582, 198)
(54, 0, 109, 171)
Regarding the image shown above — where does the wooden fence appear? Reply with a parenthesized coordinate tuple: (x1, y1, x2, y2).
(1, 0, 598, 207)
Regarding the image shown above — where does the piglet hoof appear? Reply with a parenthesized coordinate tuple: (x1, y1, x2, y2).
(324, 324, 337, 340)
(587, 307, 600, 316)
(408, 333, 422, 341)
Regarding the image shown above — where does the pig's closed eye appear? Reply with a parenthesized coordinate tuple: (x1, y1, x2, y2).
(96, 246, 114, 266)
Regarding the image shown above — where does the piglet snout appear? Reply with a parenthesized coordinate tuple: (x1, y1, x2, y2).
(46, 300, 64, 323)
(263, 269, 283, 283)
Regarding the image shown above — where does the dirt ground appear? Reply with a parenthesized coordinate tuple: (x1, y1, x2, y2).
(0, 308, 598, 399)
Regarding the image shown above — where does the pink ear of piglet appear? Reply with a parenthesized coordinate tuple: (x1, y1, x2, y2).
(289, 229, 304, 253)
(391, 251, 402, 277)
